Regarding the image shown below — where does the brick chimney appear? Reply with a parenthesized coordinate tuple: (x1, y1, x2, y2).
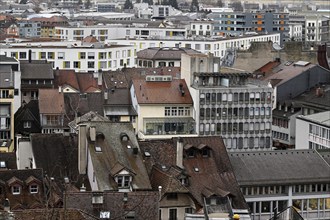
(176, 137, 184, 169)
(78, 124, 88, 174)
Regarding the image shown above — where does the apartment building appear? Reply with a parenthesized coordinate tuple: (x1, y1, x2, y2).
(0, 39, 135, 72)
(187, 20, 214, 38)
(54, 24, 186, 41)
(17, 21, 41, 38)
(0, 56, 21, 152)
(181, 53, 273, 150)
(207, 10, 289, 43)
(296, 111, 330, 150)
(107, 33, 281, 59)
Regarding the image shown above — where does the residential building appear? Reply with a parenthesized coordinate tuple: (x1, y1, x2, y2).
(29, 16, 68, 38)
(96, 2, 119, 12)
(137, 47, 201, 68)
(139, 137, 251, 220)
(38, 89, 65, 134)
(0, 38, 135, 72)
(0, 169, 46, 210)
(54, 23, 187, 41)
(188, 20, 214, 37)
(320, 17, 330, 43)
(20, 60, 54, 104)
(271, 103, 301, 149)
(107, 33, 281, 59)
(229, 150, 330, 220)
(14, 100, 41, 136)
(0, 56, 21, 152)
(152, 5, 180, 17)
(130, 77, 197, 140)
(296, 111, 330, 150)
(17, 21, 41, 38)
(288, 22, 303, 41)
(207, 10, 289, 44)
(181, 53, 273, 150)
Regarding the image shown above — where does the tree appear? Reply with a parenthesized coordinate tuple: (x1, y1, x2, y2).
(190, 0, 199, 12)
(124, 0, 133, 9)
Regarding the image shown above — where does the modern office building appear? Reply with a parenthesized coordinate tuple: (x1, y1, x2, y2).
(296, 111, 330, 150)
(181, 53, 273, 150)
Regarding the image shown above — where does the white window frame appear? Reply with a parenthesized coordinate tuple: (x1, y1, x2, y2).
(12, 185, 21, 195)
(30, 184, 38, 194)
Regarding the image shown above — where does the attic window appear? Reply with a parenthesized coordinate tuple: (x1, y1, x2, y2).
(30, 185, 38, 194)
(0, 161, 6, 168)
(187, 149, 196, 158)
(202, 148, 210, 157)
(80, 93, 87, 99)
(95, 146, 102, 152)
(116, 175, 131, 188)
(12, 185, 21, 195)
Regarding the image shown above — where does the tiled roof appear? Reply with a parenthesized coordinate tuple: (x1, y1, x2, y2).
(82, 35, 98, 43)
(38, 89, 65, 114)
(54, 69, 80, 91)
(137, 47, 201, 60)
(30, 133, 89, 191)
(66, 191, 159, 219)
(0, 153, 17, 170)
(76, 73, 100, 93)
(139, 137, 248, 210)
(68, 111, 109, 131)
(20, 60, 54, 80)
(229, 150, 330, 186)
(83, 122, 152, 191)
(132, 78, 193, 104)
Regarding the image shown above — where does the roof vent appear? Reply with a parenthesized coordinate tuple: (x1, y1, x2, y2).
(95, 146, 102, 152)
(144, 151, 151, 157)
(194, 167, 199, 172)
(120, 132, 130, 142)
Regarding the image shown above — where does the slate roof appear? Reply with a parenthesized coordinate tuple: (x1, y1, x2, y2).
(102, 67, 181, 89)
(293, 84, 330, 110)
(132, 78, 193, 104)
(0, 169, 45, 210)
(68, 111, 109, 131)
(0, 153, 17, 170)
(66, 191, 159, 219)
(297, 111, 330, 126)
(38, 89, 65, 114)
(30, 133, 88, 190)
(83, 122, 152, 191)
(14, 100, 41, 134)
(0, 55, 16, 63)
(139, 137, 248, 210)
(229, 150, 330, 186)
(20, 60, 54, 80)
(137, 47, 201, 60)
(0, 66, 14, 88)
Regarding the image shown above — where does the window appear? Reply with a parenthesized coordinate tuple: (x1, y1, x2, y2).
(117, 175, 131, 188)
(73, 61, 80, 68)
(23, 121, 31, 128)
(88, 61, 95, 68)
(47, 52, 54, 59)
(30, 185, 38, 194)
(58, 52, 64, 59)
(19, 52, 27, 59)
(99, 52, 106, 59)
(63, 61, 70, 68)
(88, 52, 95, 59)
(169, 209, 177, 220)
(12, 186, 21, 195)
(79, 52, 86, 59)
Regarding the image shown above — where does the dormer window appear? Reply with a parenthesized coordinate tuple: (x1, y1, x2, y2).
(30, 184, 38, 194)
(180, 177, 189, 186)
(116, 175, 131, 188)
(12, 185, 21, 195)
(187, 149, 195, 158)
(202, 148, 210, 157)
(24, 121, 31, 128)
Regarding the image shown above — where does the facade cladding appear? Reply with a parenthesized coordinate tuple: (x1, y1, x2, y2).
(208, 11, 289, 43)
(195, 74, 273, 150)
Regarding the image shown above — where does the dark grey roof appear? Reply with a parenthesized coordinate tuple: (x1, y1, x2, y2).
(84, 122, 151, 191)
(30, 133, 88, 189)
(0, 168, 43, 182)
(0, 153, 17, 170)
(0, 55, 17, 63)
(229, 150, 330, 186)
(137, 47, 201, 60)
(0, 66, 14, 88)
(20, 60, 54, 80)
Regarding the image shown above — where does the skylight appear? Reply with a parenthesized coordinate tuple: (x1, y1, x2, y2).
(95, 146, 102, 152)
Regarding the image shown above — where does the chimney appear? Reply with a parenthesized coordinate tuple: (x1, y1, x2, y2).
(176, 137, 184, 169)
(28, 49, 32, 63)
(80, 183, 86, 192)
(98, 69, 103, 86)
(284, 105, 288, 112)
(78, 125, 88, 174)
(58, 86, 62, 93)
(104, 91, 108, 100)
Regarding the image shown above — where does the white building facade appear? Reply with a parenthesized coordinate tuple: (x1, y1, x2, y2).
(0, 41, 135, 72)
(295, 111, 330, 150)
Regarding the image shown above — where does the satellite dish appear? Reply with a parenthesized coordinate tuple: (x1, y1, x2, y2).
(272, 42, 283, 51)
